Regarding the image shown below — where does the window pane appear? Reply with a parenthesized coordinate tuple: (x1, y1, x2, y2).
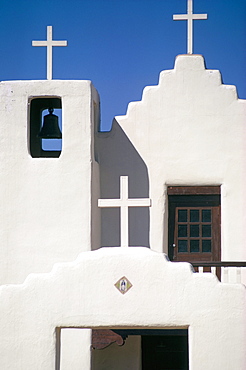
(202, 240, 211, 253)
(202, 209, 211, 222)
(190, 225, 199, 237)
(190, 210, 199, 222)
(190, 240, 199, 253)
(178, 210, 187, 222)
(178, 240, 188, 253)
(178, 225, 187, 237)
(202, 225, 211, 237)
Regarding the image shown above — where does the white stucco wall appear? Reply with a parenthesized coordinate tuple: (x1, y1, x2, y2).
(60, 329, 91, 370)
(99, 55, 246, 260)
(0, 247, 245, 369)
(0, 56, 245, 369)
(0, 80, 100, 284)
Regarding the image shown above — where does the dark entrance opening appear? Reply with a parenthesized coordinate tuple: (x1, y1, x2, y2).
(141, 330, 188, 370)
(92, 328, 189, 370)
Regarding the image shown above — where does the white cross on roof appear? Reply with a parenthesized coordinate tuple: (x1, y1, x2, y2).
(32, 26, 67, 80)
(98, 176, 151, 247)
(173, 0, 207, 54)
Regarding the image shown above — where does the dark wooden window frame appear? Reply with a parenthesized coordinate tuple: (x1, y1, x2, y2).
(168, 186, 221, 262)
(167, 186, 220, 195)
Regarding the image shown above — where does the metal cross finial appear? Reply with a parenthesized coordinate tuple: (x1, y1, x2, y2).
(98, 176, 151, 247)
(32, 26, 67, 80)
(173, 0, 207, 54)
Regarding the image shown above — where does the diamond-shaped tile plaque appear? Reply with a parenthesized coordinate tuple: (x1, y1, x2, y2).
(114, 276, 132, 295)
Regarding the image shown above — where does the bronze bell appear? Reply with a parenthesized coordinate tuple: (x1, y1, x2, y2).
(38, 108, 62, 139)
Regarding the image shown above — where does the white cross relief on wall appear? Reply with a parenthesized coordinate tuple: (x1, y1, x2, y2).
(173, 0, 207, 54)
(32, 26, 67, 80)
(98, 176, 151, 248)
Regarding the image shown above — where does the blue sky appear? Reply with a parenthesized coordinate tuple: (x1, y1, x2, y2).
(0, 0, 245, 131)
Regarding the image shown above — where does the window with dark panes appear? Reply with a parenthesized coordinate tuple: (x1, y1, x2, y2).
(168, 187, 221, 264)
(176, 207, 212, 254)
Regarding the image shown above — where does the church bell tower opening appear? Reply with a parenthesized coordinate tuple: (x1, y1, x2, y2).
(29, 96, 62, 158)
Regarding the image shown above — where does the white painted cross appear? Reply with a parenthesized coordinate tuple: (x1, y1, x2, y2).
(32, 26, 67, 80)
(173, 0, 207, 54)
(98, 176, 151, 247)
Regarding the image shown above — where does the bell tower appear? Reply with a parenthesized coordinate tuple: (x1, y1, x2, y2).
(0, 26, 101, 284)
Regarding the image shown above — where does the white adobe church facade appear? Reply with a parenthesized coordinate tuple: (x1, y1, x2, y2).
(0, 2, 246, 369)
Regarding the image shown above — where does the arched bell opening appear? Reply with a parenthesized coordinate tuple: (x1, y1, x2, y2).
(29, 97, 62, 158)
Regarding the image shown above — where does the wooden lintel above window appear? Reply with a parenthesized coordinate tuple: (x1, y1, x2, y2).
(167, 186, 221, 195)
